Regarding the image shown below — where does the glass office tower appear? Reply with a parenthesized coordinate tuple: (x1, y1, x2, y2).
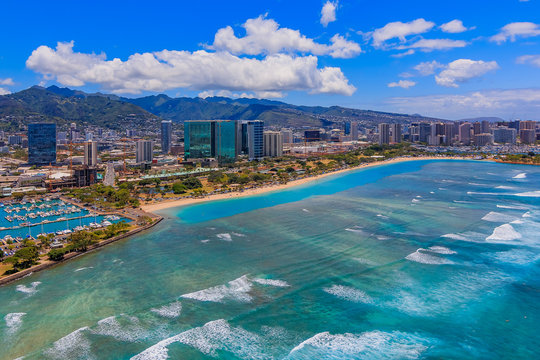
(28, 123, 56, 165)
(185, 120, 237, 164)
(185, 121, 213, 159)
(161, 120, 172, 154)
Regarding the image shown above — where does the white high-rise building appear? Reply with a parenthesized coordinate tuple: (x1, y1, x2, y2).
(84, 141, 98, 166)
(136, 140, 153, 164)
(281, 129, 294, 144)
(390, 123, 402, 143)
(263, 131, 283, 157)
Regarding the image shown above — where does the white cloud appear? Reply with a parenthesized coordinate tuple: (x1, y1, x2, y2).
(435, 59, 499, 87)
(388, 80, 416, 89)
(391, 49, 415, 58)
(414, 60, 444, 76)
(26, 41, 356, 96)
(399, 72, 415, 78)
(399, 38, 468, 52)
(516, 54, 540, 67)
(440, 20, 472, 33)
(0, 87, 11, 95)
(387, 88, 540, 120)
(321, 1, 338, 27)
(0, 78, 14, 86)
(490, 22, 540, 43)
(210, 15, 360, 58)
(198, 90, 284, 99)
(372, 18, 435, 47)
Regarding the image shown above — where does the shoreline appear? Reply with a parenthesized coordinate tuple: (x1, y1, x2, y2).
(0, 216, 163, 286)
(142, 156, 472, 213)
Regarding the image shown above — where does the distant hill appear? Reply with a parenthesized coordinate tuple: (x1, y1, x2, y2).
(0, 86, 155, 131)
(0, 85, 448, 131)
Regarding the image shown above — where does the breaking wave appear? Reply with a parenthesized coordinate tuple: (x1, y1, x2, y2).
(323, 285, 373, 304)
(181, 275, 252, 303)
(16, 281, 41, 295)
(151, 301, 183, 318)
(486, 224, 522, 242)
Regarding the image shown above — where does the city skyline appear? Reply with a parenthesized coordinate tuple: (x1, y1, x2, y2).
(0, 0, 539, 120)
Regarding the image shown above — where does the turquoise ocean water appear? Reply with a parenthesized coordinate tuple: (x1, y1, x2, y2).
(0, 160, 539, 359)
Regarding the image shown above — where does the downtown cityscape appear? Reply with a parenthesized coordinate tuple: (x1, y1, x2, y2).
(0, 0, 540, 359)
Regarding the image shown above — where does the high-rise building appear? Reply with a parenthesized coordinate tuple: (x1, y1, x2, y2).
(136, 140, 153, 164)
(419, 122, 431, 143)
(473, 122, 482, 135)
(520, 129, 536, 144)
(184, 120, 238, 164)
(84, 141, 98, 166)
(378, 123, 390, 145)
(241, 120, 263, 160)
(459, 123, 472, 145)
(161, 120, 173, 154)
(263, 131, 283, 157)
(519, 120, 536, 130)
(281, 129, 294, 144)
(493, 127, 517, 144)
(350, 121, 359, 141)
(390, 123, 402, 143)
(443, 123, 455, 145)
(474, 134, 493, 146)
(28, 123, 56, 165)
(429, 123, 444, 145)
(69, 122, 79, 142)
(481, 120, 491, 134)
(344, 122, 351, 135)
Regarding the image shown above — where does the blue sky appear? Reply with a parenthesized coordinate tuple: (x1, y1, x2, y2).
(1, 0, 540, 120)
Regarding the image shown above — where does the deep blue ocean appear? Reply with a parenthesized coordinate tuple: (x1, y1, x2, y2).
(0, 160, 539, 359)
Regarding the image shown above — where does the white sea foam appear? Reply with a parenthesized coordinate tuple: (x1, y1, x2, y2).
(181, 275, 252, 303)
(288, 331, 429, 359)
(405, 249, 454, 265)
(345, 227, 364, 234)
(486, 224, 522, 242)
(74, 266, 93, 272)
(92, 315, 147, 342)
(514, 191, 540, 198)
(253, 278, 290, 287)
(496, 185, 516, 190)
(453, 200, 473, 204)
(302, 208, 310, 213)
(467, 191, 500, 196)
(131, 319, 266, 360)
(442, 231, 485, 243)
(411, 198, 420, 203)
(201, 239, 210, 243)
(497, 204, 528, 210)
(151, 301, 183, 318)
(442, 233, 467, 241)
(216, 233, 232, 241)
(323, 285, 373, 304)
(231, 232, 246, 237)
(376, 235, 390, 240)
(376, 214, 389, 219)
(4, 312, 26, 334)
(512, 173, 527, 179)
(16, 281, 41, 295)
(44, 327, 92, 360)
(427, 246, 457, 255)
(481, 211, 518, 223)
(430, 191, 435, 194)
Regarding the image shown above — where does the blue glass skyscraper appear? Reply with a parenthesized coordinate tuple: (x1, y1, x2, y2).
(185, 120, 238, 164)
(28, 123, 56, 165)
(161, 120, 172, 154)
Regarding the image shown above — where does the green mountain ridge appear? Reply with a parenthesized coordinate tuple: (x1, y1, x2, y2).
(0, 85, 447, 131)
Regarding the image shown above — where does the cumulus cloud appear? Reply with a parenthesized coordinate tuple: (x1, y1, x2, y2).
(198, 89, 284, 99)
(435, 59, 499, 87)
(0, 87, 11, 95)
(0, 78, 14, 86)
(440, 20, 473, 33)
(491, 22, 540, 43)
(516, 54, 540, 67)
(26, 41, 356, 96)
(372, 18, 435, 47)
(398, 38, 467, 52)
(387, 88, 540, 120)
(320, 1, 338, 27)
(414, 60, 444, 76)
(210, 15, 360, 58)
(388, 80, 416, 89)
